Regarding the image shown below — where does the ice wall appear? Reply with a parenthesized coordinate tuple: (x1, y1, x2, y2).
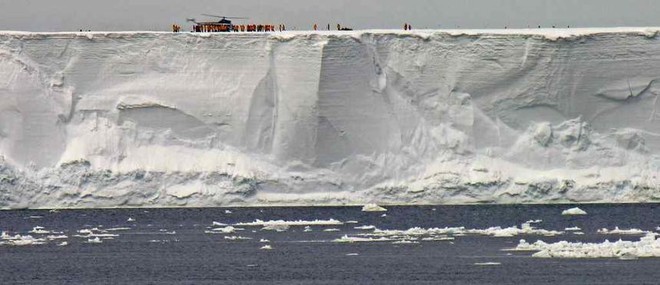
(0, 28, 659, 208)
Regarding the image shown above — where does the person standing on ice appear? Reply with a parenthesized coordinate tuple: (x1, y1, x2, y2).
(314, 24, 317, 31)
(404, 23, 408, 30)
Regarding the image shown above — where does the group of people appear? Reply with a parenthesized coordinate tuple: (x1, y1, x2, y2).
(189, 24, 286, 33)
(178, 22, 419, 33)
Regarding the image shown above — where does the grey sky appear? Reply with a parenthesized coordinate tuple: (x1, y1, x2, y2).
(1, 0, 659, 31)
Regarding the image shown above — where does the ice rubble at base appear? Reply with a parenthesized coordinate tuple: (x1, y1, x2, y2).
(1, 29, 660, 208)
(562, 207, 587, 215)
(514, 233, 660, 259)
(362, 204, 387, 212)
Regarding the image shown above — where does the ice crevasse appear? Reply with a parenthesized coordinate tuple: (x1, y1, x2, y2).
(0, 28, 659, 208)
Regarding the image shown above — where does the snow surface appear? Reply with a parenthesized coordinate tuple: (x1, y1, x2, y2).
(1, 28, 660, 208)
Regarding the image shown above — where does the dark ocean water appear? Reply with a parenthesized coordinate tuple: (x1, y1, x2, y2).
(1, 204, 660, 284)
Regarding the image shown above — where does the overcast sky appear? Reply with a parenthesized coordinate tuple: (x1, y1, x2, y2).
(1, 0, 660, 31)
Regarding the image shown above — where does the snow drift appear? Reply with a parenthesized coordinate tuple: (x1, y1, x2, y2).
(0, 28, 659, 208)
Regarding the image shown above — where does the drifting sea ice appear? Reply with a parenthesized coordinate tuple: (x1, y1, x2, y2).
(333, 235, 394, 243)
(562, 207, 587, 216)
(1, 232, 47, 246)
(234, 219, 344, 227)
(260, 245, 273, 250)
(204, 226, 237, 234)
(514, 233, 660, 259)
(474, 262, 501, 266)
(354, 225, 376, 230)
(86, 237, 103, 244)
(363, 220, 562, 239)
(597, 227, 648, 235)
(224, 236, 252, 240)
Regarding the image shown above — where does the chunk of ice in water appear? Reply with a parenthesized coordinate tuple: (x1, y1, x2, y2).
(361, 204, 387, 212)
(561, 207, 587, 216)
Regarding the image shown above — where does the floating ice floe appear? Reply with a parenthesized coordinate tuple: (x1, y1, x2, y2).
(260, 245, 272, 250)
(75, 228, 119, 238)
(562, 207, 587, 216)
(513, 233, 660, 259)
(46, 235, 68, 240)
(323, 228, 341, 232)
(346, 253, 359, 256)
(259, 239, 270, 243)
(392, 240, 419, 244)
(224, 236, 252, 240)
(127, 217, 136, 222)
(225, 210, 233, 214)
(212, 221, 227, 226)
(1, 232, 47, 246)
(367, 220, 562, 239)
(474, 262, 501, 266)
(597, 227, 648, 235)
(333, 235, 394, 243)
(105, 227, 131, 231)
(361, 204, 387, 212)
(85, 237, 103, 244)
(29, 226, 56, 234)
(57, 241, 68, 246)
(236, 219, 343, 232)
(354, 225, 376, 230)
(235, 219, 344, 227)
(345, 221, 359, 224)
(303, 226, 313, 232)
(205, 226, 238, 234)
(564, 226, 582, 231)
(336, 220, 562, 244)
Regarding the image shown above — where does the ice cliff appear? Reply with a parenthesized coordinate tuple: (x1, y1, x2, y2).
(0, 28, 659, 208)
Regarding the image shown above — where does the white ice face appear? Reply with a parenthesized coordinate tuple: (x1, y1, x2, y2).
(0, 28, 659, 208)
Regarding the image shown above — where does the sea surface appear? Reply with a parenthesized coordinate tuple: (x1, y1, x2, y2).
(2, 204, 660, 284)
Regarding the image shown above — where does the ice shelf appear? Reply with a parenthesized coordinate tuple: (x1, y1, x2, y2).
(0, 29, 659, 208)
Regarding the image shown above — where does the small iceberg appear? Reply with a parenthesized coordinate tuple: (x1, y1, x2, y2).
(86, 237, 103, 244)
(260, 245, 273, 250)
(561, 207, 587, 216)
(474, 262, 501, 266)
(362, 204, 387, 212)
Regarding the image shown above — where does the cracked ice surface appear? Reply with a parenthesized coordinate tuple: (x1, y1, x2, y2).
(0, 29, 660, 208)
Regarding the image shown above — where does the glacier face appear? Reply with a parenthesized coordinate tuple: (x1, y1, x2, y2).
(0, 29, 659, 208)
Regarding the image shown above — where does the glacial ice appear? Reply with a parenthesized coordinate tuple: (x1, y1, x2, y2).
(561, 207, 587, 215)
(1, 28, 660, 208)
(362, 204, 387, 212)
